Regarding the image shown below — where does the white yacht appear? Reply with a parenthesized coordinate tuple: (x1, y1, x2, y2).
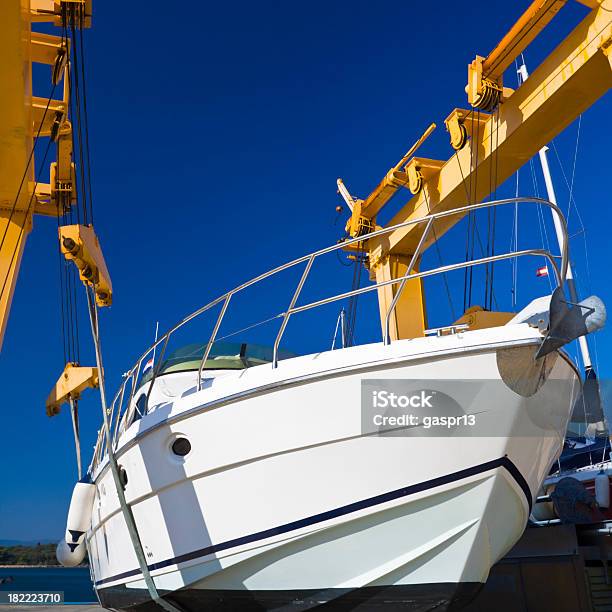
(57, 196, 604, 611)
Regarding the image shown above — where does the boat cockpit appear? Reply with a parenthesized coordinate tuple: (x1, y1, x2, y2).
(126, 342, 296, 427)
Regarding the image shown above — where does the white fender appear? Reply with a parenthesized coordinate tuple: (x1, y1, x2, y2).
(595, 470, 610, 509)
(57, 479, 95, 567)
(66, 480, 95, 539)
(56, 539, 87, 567)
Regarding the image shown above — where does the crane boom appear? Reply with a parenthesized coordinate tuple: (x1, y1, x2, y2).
(0, 0, 106, 352)
(345, 0, 612, 340)
(378, 0, 611, 258)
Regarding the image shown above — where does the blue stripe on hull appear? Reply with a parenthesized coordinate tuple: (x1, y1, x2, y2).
(94, 455, 531, 588)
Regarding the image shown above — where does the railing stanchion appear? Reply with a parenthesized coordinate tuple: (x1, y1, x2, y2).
(197, 293, 233, 390)
(144, 335, 170, 413)
(273, 255, 315, 368)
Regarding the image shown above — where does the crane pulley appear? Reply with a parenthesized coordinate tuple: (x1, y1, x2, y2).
(60, 224, 113, 307)
(0, 1, 113, 416)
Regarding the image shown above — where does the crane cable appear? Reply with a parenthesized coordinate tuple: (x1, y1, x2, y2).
(484, 105, 501, 311)
(421, 189, 457, 321)
(85, 282, 186, 612)
(550, 119, 600, 374)
(52, 15, 82, 367)
(59, 17, 181, 608)
(63, 2, 95, 226)
(55, 1, 101, 368)
(345, 245, 365, 346)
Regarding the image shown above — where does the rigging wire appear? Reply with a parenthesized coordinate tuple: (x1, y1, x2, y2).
(454, 125, 499, 312)
(550, 125, 600, 375)
(68, 14, 89, 225)
(510, 58, 523, 310)
(566, 114, 582, 227)
(344, 246, 365, 347)
(77, 23, 95, 225)
(528, 159, 555, 294)
(510, 169, 520, 309)
(56, 206, 69, 364)
(487, 106, 501, 310)
(215, 313, 283, 343)
(454, 151, 473, 314)
(550, 140, 591, 288)
(464, 109, 482, 311)
(421, 189, 457, 321)
(53, 7, 95, 367)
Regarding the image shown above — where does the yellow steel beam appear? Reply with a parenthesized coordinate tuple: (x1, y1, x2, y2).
(0, 0, 34, 351)
(31, 0, 92, 28)
(373, 255, 427, 341)
(0, 0, 33, 212)
(483, 0, 567, 82)
(352, 123, 436, 223)
(46, 362, 99, 416)
(369, 0, 612, 266)
(0, 212, 32, 347)
(59, 224, 113, 307)
(31, 31, 68, 64)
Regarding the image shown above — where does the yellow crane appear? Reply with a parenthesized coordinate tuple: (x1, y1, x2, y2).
(341, 0, 612, 341)
(1, 0, 611, 408)
(0, 0, 110, 409)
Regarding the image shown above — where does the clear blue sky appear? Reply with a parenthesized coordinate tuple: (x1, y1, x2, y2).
(1, 1, 610, 542)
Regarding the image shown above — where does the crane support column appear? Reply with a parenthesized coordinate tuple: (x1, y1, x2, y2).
(0, 0, 34, 348)
(372, 255, 427, 341)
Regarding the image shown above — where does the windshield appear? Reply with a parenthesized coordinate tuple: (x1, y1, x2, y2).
(141, 342, 296, 384)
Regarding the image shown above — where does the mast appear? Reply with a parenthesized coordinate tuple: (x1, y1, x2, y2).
(517, 61, 592, 370)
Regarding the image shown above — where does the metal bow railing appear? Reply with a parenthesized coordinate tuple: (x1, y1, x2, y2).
(89, 197, 569, 473)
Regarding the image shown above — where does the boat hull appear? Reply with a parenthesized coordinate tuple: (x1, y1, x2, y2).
(88, 332, 579, 611)
(97, 582, 483, 611)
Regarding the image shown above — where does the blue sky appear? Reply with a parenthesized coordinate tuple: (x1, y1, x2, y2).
(1, 1, 611, 541)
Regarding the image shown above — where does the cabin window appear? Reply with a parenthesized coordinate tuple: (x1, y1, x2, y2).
(140, 342, 296, 384)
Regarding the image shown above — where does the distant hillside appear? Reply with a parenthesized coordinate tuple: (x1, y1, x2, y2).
(0, 543, 59, 566)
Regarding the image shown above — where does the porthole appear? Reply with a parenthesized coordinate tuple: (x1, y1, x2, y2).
(171, 437, 191, 457)
(118, 466, 128, 489)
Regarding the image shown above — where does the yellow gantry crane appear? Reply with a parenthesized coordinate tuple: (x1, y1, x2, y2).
(0, 0, 111, 411)
(1, 0, 611, 403)
(341, 0, 612, 341)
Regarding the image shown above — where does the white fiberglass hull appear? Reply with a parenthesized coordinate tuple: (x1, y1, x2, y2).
(87, 326, 579, 611)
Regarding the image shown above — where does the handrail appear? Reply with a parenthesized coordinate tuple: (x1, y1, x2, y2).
(272, 254, 315, 368)
(88, 196, 569, 474)
(196, 294, 233, 391)
(120, 196, 569, 384)
(286, 249, 561, 315)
